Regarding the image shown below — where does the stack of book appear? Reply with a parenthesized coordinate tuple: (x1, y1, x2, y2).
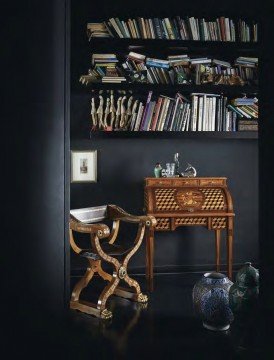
(228, 97, 258, 131)
(235, 57, 258, 67)
(87, 17, 258, 42)
(80, 53, 258, 86)
(91, 54, 126, 83)
(87, 23, 111, 39)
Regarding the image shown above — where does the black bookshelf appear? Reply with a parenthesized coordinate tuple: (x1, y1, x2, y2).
(89, 131, 258, 139)
(75, 83, 258, 94)
(87, 38, 259, 54)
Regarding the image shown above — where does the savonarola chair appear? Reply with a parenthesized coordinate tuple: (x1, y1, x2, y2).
(69, 204, 156, 319)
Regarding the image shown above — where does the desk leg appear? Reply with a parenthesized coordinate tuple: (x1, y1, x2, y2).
(227, 217, 233, 280)
(215, 229, 221, 272)
(145, 228, 154, 292)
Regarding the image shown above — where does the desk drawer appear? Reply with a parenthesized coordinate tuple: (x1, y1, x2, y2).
(199, 179, 225, 186)
(146, 179, 173, 186)
(173, 179, 199, 186)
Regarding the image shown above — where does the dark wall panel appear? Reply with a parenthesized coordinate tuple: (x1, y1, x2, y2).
(71, 138, 258, 273)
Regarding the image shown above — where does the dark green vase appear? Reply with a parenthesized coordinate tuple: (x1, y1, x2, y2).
(229, 262, 259, 317)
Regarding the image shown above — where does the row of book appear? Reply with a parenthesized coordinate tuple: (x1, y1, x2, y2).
(87, 17, 258, 42)
(79, 53, 258, 85)
(89, 92, 258, 132)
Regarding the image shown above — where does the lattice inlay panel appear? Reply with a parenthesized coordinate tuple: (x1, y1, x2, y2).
(156, 218, 170, 230)
(155, 189, 180, 211)
(175, 217, 207, 226)
(200, 189, 225, 210)
(212, 217, 227, 229)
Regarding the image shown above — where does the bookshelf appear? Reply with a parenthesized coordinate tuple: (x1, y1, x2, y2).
(89, 131, 258, 139)
(86, 38, 259, 54)
(73, 25, 259, 135)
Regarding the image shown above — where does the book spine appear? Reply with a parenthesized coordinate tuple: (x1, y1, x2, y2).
(153, 18, 162, 39)
(109, 18, 124, 38)
(149, 19, 156, 39)
(140, 91, 153, 130)
(151, 97, 163, 130)
(115, 18, 127, 37)
(172, 18, 181, 40)
(134, 103, 144, 131)
(144, 101, 155, 130)
(141, 18, 147, 38)
(156, 98, 167, 130)
(133, 19, 141, 38)
(164, 100, 175, 130)
(145, 19, 151, 39)
(161, 19, 169, 39)
(191, 95, 199, 131)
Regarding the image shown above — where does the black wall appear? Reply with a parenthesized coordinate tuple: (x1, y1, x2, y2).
(70, 138, 258, 273)
(4, 0, 274, 354)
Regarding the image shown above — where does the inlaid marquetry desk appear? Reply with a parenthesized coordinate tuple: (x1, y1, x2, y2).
(144, 177, 235, 290)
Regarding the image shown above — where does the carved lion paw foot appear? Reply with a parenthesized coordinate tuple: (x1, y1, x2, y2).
(100, 309, 113, 320)
(137, 293, 148, 303)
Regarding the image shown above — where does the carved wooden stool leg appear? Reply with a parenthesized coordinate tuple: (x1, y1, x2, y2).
(96, 261, 112, 282)
(70, 259, 95, 302)
(115, 223, 148, 302)
(215, 229, 221, 272)
(97, 275, 120, 319)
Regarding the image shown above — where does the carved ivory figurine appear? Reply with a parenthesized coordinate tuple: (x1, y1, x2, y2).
(115, 96, 122, 129)
(97, 95, 104, 129)
(103, 97, 110, 129)
(91, 97, 98, 130)
(110, 93, 116, 130)
(119, 96, 127, 128)
(125, 96, 134, 129)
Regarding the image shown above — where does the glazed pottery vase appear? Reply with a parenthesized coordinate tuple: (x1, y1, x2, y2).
(154, 164, 162, 178)
(229, 262, 259, 317)
(193, 272, 234, 331)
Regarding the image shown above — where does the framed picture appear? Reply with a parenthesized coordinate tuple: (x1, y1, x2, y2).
(71, 150, 97, 183)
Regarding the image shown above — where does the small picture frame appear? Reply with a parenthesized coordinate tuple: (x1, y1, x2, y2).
(71, 150, 97, 183)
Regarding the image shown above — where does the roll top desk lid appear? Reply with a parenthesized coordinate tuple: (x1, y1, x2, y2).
(144, 177, 234, 215)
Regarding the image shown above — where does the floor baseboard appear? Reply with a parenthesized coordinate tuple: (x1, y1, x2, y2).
(70, 262, 259, 277)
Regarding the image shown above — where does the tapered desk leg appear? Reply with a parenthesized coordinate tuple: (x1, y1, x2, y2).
(215, 229, 221, 272)
(145, 228, 154, 292)
(227, 217, 234, 280)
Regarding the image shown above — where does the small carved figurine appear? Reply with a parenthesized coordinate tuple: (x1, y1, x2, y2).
(110, 92, 116, 130)
(125, 96, 134, 128)
(119, 96, 127, 128)
(91, 97, 98, 130)
(115, 97, 122, 130)
(97, 95, 104, 129)
(104, 97, 111, 130)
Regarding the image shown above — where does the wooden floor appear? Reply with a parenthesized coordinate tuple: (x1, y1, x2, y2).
(9, 273, 268, 359)
(65, 273, 263, 359)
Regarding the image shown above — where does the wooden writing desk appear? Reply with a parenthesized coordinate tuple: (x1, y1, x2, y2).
(144, 177, 235, 290)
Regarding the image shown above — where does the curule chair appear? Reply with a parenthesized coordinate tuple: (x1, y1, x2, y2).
(69, 204, 156, 320)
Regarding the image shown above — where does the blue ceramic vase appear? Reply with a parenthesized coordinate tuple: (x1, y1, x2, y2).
(193, 272, 234, 331)
(229, 262, 259, 318)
